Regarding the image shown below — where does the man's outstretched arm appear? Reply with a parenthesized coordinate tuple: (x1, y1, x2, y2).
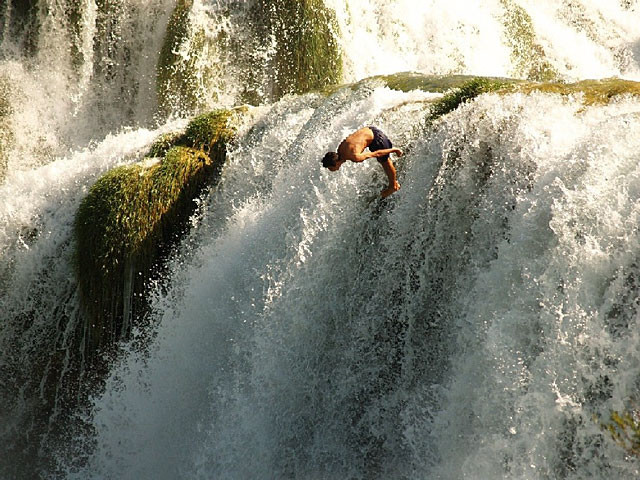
(379, 158, 400, 198)
(354, 148, 403, 161)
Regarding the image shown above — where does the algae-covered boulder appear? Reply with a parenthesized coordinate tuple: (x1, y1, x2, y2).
(147, 107, 246, 159)
(392, 74, 640, 124)
(506, 78, 640, 105)
(499, 0, 558, 82)
(75, 108, 244, 355)
(257, 0, 343, 98)
(156, 0, 343, 113)
(426, 77, 513, 122)
(156, 0, 216, 117)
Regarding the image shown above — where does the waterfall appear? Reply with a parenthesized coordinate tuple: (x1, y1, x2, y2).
(1, 1, 640, 479)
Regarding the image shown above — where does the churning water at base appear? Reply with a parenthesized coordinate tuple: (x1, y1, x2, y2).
(45, 85, 640, 479)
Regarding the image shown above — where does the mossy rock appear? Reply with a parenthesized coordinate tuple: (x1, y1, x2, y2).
(375, 73, 516, 94)
(318, 72, 522, 99)
(156, 0, 341, 108)
(254, 0, 343, 99)
(425, 77, 515, 123)
(0, 75, 15, 181)
(146, 131, 184, 158)
(598, 409, 640, 456)
(146, 107, 247, 158)
(504, 78, 640, 105)
(75, 107, 245, 355)
(157, 0, 217, 117)
(412, 75, 640, 123)
(500, 0, 559, 82)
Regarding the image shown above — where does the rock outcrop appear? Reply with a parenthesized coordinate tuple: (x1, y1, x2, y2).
(75, 107, 246, 356)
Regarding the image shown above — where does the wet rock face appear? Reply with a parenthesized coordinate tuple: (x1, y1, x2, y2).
(0, 0, 40, 56)
(0, 74, 15, 183)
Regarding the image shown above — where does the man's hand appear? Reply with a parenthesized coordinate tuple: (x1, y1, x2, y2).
(393, 148, 403, 157)
(381, 181, 400, 198)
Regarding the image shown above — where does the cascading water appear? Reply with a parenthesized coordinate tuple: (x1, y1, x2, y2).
(2, 1, 640, 479)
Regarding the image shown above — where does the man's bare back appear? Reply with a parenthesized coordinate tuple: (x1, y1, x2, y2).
(337, 127, 376, 162)
(321, 126, 403, 198)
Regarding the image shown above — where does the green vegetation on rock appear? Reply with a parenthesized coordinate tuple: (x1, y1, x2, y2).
(257, 0, 343, 98)
(500, 0, 558, 82)
(157, 0, 217, 117)
(75, 108, 244, 355)
(397, 75, 640, 124)
(155, 0, 342, 110)
(505, 78, 640, 105)
(0, 75, 14, 181)
(376, 73, 513, 94)
(599, 409, 640, 456)
(427, 77, 511, 122)
(147, 107, 247, 159)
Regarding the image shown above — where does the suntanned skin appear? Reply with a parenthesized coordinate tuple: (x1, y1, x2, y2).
(329, 127, 403, 198)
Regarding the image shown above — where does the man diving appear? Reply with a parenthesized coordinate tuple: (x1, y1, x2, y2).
(321, 126, 403, 198)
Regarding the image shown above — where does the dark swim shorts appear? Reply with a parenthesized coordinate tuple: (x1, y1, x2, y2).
(368, 126, 393, 163)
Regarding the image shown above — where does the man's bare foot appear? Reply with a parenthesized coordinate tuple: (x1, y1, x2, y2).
(381, 182, 400, 198)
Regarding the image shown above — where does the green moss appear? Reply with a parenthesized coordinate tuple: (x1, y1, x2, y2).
(146, 132, 184, 158)
(156, 0, 212, 117)
(182, 107, 246, 157)
(375, 72, 520, 94)
(256, 0, 343, 98)
(500, 0, 558, 82)
(427, 78, 511, 122)
(379, 75, 640, 124)
(598, 409, 640, 456)
(502, 78, 640, 105)
(146, 106, 247, 158)
(0, 75, 14, 181)
(156, 0, 342, 108)
(75, 107, 245, 355)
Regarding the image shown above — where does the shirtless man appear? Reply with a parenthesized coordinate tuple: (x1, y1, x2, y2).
(321, 126, 403, 198)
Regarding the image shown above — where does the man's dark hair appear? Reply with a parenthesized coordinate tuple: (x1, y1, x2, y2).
(322, 152, 339, 168)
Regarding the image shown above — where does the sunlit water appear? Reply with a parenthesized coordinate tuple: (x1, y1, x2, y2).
(54, 87, 640, 479)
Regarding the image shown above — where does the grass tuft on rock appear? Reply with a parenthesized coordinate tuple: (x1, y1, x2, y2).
(427, 78, 510, 122)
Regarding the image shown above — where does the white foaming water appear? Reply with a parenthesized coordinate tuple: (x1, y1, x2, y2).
(328, 0, 640, 81)
(0, 0, 174, 172)
(57, 86, 640, 479)
(0, 119, 186, 478)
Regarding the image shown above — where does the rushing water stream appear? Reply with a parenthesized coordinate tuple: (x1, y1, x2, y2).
(2, 1, 640, 479)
